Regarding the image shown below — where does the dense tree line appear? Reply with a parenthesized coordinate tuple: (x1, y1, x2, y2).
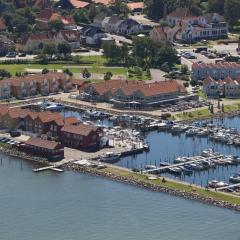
(102, 37, 179, 70)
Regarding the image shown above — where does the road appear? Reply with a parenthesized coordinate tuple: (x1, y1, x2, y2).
(107, 33, 133, 45)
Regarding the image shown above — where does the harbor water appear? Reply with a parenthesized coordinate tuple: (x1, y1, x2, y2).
(0, 154, 239, 240)
(116, 116, 240, 186)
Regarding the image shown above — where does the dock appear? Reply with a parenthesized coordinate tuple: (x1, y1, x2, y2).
(33, 166, 63, 172)
(216, 183, 240, 191)
(143, 155, 221, 174)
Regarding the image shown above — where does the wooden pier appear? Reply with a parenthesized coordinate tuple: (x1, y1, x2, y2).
(216, 183, 240, 191)
(143, 155, 221, 174)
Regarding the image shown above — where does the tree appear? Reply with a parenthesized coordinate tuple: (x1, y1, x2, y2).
(73, 9, 89, 24)
(102, 41, 122, 65)
(42, 68, 49, 74)
(104, 71, 113, 80)
(181, 64, 188, 74)
(0, 69, 11, 78)
(82, 68, 91, 80)
(43, 43, 56, 59)
(144, 0, 164, 20)
(224, 0, 240, 26)
(63, 68, 73, 77)
(208, 0, 225, 15)
(57, 42, 72, 59)
(35, 53, 48, 64)
(49, 19, 63, 32)
(110, 0, 129, 16)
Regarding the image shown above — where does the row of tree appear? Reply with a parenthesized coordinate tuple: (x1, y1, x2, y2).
(102, 37, 179, 70)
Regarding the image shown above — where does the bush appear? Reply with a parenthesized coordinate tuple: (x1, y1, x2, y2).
(161, 113, 171, 120)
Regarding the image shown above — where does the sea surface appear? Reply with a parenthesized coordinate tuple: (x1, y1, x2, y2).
(0, 154, 239, 240)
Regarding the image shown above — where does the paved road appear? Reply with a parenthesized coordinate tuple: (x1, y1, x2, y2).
(149, 69, 167, 82)
(107, 33, 133, 45)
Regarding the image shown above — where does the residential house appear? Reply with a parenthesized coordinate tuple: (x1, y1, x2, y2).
(203, 76, 240, 99)
(150, 26, 175, 42)
(54, 30, 80, 49)
(117, 19, 143, 35)
(80, 26, 107, 46)
(0, 80, 11, 100)
(21, 33, 53, 53)
(36, 8, 77, 30)
(60, 0, 90, 9)
(166, 8, 228, 42)
(60, 124, 103, 150)
(192, 62, 240, 81)
(20, 137, 64, 160)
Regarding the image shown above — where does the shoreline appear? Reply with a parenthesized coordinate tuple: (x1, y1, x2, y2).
(64, 163, 240, 213)
(1, 130, 240, 212)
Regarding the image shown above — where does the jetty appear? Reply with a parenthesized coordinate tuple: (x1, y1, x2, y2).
(143, 155, 222, 174)
(216, 183, 240, 191)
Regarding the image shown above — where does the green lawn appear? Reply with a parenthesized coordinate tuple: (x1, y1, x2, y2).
(101, 166, 240, 205)
(197, 90, 207, 100)
(176, 108, 212, 120)
(224, 104, 240, 113)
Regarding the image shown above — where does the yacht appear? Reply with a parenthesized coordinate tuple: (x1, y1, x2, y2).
(101, 152, 121, 163)
(229, 173, 240, 183)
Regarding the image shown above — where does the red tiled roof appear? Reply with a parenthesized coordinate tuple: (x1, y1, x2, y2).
(88, 79, 185, 97)
(203, 76, 215, 86)
(64, 117, 79, 125)
(168, 8, 195, 19)
(61, 123, 99, 136)
(127, 2, 144, 10)
(69, 0, 90, 8)
(24, 137, 60, 150)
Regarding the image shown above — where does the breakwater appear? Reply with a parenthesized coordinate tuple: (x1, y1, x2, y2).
(64, 163, 240, 212)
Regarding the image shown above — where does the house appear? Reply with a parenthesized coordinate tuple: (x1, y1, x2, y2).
(21, 33, 53, 53)
(0, 35, 15, 56)
(80, 79, 195, 109)
(0, 72, 73, 99)
(166, 8, 228, 42)
(192, 62, 240, 81)
(60, 124, 103, 150)
(203, 76, 240, 99)
(104, 15, 122, 33)
(80, 26, 107, 46)
(117, 19, 143, 35)
(150, 26, 175, 42)
(60, 0, 90, 9)
(92, 13, 106, 28)
(0, 80, 11, 100)
(92, 0, 112, 5)
(126, 2, 144, 13)
(19, 137, 64, 160)
(36, 8, 77, 30)
(54, 30, 80, 49)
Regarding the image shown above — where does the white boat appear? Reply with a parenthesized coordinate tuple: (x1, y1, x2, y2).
(101, 152, 121, 163)
(145, 165, 158, 170)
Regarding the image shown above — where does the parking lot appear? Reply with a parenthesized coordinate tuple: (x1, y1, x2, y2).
(159, 100, 209, 113)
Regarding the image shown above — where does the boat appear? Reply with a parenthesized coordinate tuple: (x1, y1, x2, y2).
(100, 152, 121, 163)
(143, 144, 150, 152)
(168, 167, 182, 175)
(145, 165, 158, 170)
(208, 180, 228, 188)
(179, 166, 193, 175)
(229, 173, 240, 183)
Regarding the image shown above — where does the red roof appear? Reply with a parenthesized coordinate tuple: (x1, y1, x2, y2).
(127, 2, 144, 10)
(69, 0, 90, 8)
(88, 79, 186, 97)
(192, 62, 240, 70)
(61, 123, 99, 136)
(24, 137, 61, 150)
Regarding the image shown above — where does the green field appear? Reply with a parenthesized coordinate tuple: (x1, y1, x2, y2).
(176, 108, 212, 120)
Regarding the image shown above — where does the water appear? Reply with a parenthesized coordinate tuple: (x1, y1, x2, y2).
(0, 154, 239, 240)
(116, 116, 240, 186)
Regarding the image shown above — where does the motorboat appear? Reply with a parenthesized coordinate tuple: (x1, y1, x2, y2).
(208, 180, 228, 188)
(100, 152, 121, 163)
(229, 173, 240, 183)
(168, 167, 182, 175)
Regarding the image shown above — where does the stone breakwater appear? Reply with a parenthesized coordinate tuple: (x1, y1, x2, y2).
(65, 163, 240, 213)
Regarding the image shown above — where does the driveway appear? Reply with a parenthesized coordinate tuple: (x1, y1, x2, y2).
(149, 69, 167, 82)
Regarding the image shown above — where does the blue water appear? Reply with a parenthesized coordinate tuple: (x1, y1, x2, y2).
(116, 116, 240, 186)
(0, 155, 239, 240)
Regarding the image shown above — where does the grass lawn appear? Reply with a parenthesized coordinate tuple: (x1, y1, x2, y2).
(176, 108, 212, 120)
(196, 90, 207, 100)
(102, 166, 240, 205)
(224, 104, 240, 113)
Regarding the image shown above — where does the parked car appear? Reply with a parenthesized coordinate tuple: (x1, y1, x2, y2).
(10, 130, 21, 137)
(18, 52, 26, 57)
(6, 52, 17, 58)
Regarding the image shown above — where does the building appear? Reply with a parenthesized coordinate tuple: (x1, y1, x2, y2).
(0, 72, 73, 100)
(36, 8, 77, 30)
(165, 8, 228, 42)
(59, 0, 90, 9)
(203, 76, 240, 99)
(54, 30, 80, 49)
(117, 19, 143, 35)
(192, 62, 240, 81)
(150, 26, 176, 42)
(19, 137, 64, 160)
(80, 79, 196, 109)
(60, 124, 103, 150)
(80, 26, 106, 46)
